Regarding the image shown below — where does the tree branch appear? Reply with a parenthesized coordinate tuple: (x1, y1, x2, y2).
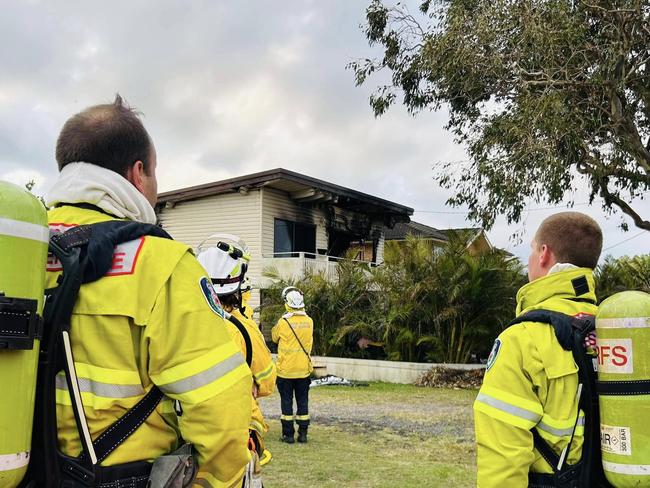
(609, 89, 650, 175)
(600, 184, 650, 231)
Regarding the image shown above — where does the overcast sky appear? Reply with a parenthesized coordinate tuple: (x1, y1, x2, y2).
(1, 0, 647, 262)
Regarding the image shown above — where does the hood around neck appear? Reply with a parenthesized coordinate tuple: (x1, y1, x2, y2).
(516, 267, 596, 315)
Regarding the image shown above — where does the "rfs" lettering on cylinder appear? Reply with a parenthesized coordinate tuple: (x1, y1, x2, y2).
(596, 338, 633, 374)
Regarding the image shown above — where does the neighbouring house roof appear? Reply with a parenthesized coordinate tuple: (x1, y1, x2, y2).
(383, 221, 448, 242)
(157, 168, 413, 223)
(440, 227, 492, 250)
(440, 227, 482, 240)
(385, 222, 495, 252)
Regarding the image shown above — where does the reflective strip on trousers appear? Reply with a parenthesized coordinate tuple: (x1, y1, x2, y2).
(537, 415, 585, 437)
(295, 414, 310, 421)
(603, 461, 650, 475)
(158, 353, 245, 395)
(0, 451, 30, 472)
(56, 374, 144, 398)
(280, 415, 295, 421)
(0, 217, 49, 243)
(475, 392, 542, 424)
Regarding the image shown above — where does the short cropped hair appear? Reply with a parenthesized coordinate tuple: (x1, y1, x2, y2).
(56, 94, 152, 176)
(535, 212, 603, 269)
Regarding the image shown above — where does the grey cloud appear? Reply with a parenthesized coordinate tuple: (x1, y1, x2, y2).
(0, 0, 646, 260)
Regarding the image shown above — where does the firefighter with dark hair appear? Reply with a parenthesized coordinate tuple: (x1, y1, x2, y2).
(40, 95, 252, 487)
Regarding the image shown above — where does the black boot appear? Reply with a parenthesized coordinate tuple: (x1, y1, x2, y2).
(281, 419, 295, 443)
(297, 427, 308, 443)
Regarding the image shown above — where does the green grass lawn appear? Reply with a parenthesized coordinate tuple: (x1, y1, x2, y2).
(259, 383, 478, 487)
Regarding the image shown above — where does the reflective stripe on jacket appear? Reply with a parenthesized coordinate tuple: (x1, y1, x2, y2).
(271, 311, 313, 379)
(474, 267, 597, 487)
(47, 205, 252, 488)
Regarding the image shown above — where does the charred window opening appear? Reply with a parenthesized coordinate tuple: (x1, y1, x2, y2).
(273, 218, 316, 257)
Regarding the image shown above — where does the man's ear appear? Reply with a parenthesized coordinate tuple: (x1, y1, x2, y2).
(539, 244, 556, 269)
(125, 161, 146, 194)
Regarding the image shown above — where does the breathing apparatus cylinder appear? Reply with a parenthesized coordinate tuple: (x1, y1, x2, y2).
(596, 291, 650, 487)
(0, 181, 48, 487)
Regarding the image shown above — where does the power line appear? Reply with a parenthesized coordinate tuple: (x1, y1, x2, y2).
(602, 231, 647, 252)
(415, 191, 650, 215)
(414, 202, 591, 215)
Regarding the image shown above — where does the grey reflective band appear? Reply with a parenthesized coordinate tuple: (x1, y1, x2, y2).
(0, 217, 49, 243)
(158, 353, 245, 395)
(603, 461, 650, 475)
(56, 374, 145, 398)
(0, 451, 30, 472)
(476, 392, 542, 423)
(537, 416, 585, 437)
(597, 317, 650, 329)
(255, 365, 275, 381)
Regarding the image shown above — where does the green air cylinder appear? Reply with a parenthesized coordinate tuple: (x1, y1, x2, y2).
(596, 291, 650, 487)
(0, 181, 48, 488)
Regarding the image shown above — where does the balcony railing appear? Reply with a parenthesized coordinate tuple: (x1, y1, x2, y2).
(261, 252, 376, 283)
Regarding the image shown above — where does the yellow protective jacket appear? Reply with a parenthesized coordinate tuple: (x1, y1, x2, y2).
(240, 290, 254, 320)
(271, 310, 313, 379)
(47, 205, 252, 488)
(474, 267, 598, 487)
(224, 309, 276, 435)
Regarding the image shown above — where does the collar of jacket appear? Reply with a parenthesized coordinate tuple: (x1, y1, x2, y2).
(516, 267, 596, 315)
(282, 311, 307, 319)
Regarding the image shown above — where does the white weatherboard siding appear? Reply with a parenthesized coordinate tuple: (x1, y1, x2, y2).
(260, 187, 328, 257)
(157, 190, 263, 311)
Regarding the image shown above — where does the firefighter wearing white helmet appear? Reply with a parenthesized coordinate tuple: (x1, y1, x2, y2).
(196, 239, 276, 478)
(272, 286, 314, 443)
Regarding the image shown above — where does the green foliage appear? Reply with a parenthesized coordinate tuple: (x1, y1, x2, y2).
(260, 252, 375, 356)
(351, 0, 650, 231)
(25, 179, 47, 207)
(371, 233, 525, 362)
(596, 254, 650, 300)
(262, 235, 525, 362)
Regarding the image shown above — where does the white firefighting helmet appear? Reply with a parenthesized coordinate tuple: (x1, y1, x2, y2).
(197, 237, 249, 296)
(282, 286, 305, 309)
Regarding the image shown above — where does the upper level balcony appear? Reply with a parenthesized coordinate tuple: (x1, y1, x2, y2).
(261, 252, 376, 284)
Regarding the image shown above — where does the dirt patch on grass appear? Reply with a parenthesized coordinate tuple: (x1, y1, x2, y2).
(258, 383, 476, 439)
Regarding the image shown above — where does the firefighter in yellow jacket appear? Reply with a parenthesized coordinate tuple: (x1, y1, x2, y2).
(474, 212, 603, 487)
(196, 239, 276, 466)
(240, 277, 255, 321)
(272, 287, 314, 443)
(44, 96, 252, 488)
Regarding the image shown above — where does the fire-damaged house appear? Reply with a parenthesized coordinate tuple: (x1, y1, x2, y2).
(155, 168, 414, 313)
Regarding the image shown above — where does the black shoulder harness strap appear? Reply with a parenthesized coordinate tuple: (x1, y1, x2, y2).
(27, 220, 172, 486)
(509, 310, 612, 488)
(227, 314, 253, 367)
